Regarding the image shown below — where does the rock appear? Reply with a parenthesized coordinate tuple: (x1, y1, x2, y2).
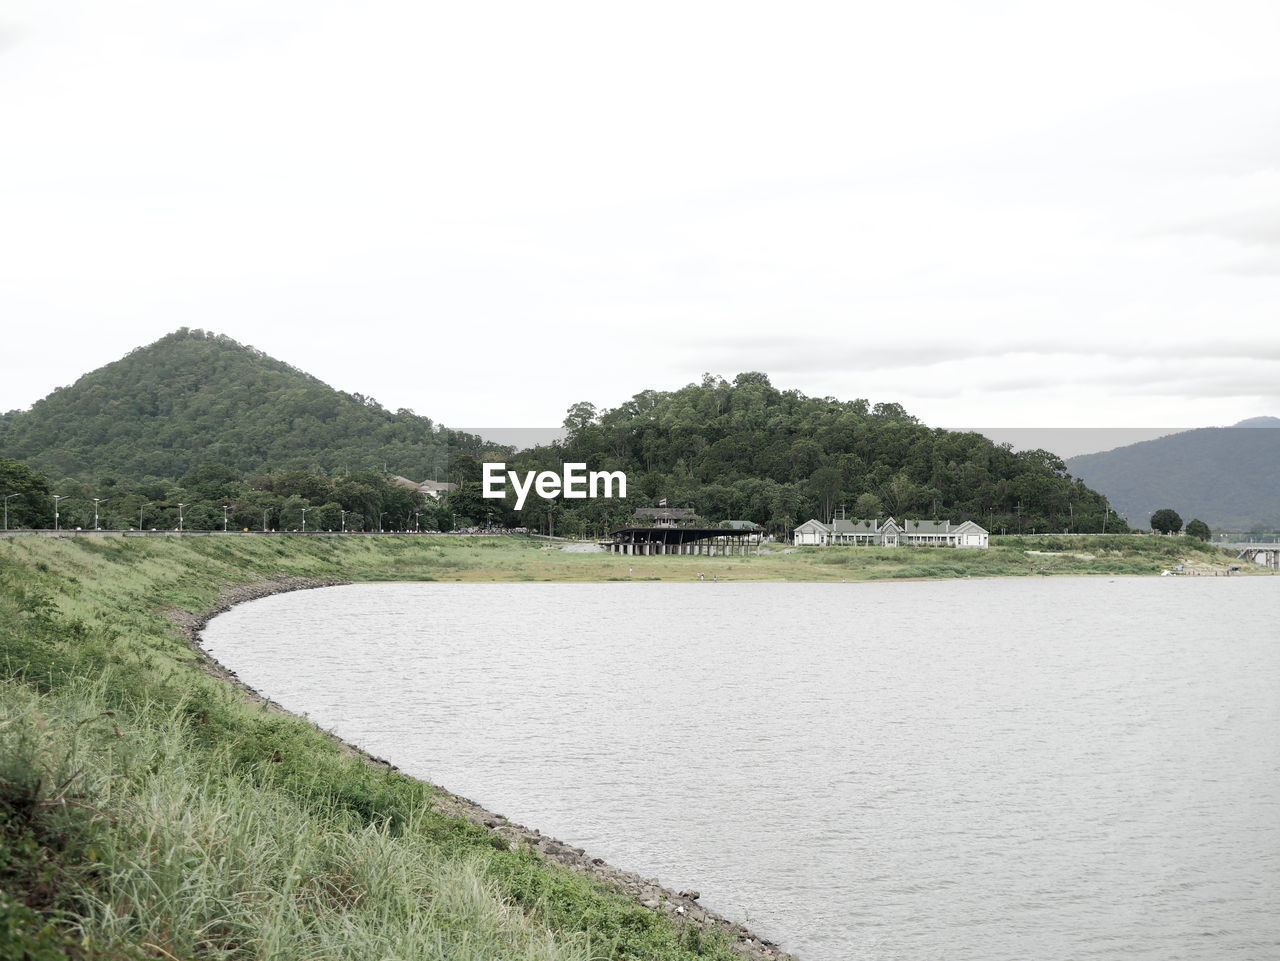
(679, 889, 701, 900)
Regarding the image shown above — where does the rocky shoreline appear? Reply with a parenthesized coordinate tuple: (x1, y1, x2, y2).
(172, 574, 798, 961)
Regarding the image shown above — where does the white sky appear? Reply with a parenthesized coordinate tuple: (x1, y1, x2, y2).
(3, 1, 1280, 437)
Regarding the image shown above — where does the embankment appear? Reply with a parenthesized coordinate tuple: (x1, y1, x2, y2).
(0, 534, 794, 961)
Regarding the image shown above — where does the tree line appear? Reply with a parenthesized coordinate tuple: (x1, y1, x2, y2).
(2, 354, 1139, 539)
(0, 458, 457, 533)
(476, 373, 1131, 538)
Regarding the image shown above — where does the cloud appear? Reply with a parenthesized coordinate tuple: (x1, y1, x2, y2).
(682, 337, 1280, 376)
(0, 24, 22, 54)
(1166, 205, 1280, 248)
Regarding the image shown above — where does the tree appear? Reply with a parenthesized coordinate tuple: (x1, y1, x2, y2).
(853, 492, 882, 518)
(1150, 508, 1183, 535)
(1185, 518, 1211, 541)
(808, 466, 841, 522)
(0, 457, 54, 528)
(562, 401, 598, 438)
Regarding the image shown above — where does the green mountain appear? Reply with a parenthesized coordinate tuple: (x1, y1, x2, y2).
(1065, 418, 1280, 531)
(1, 334, 1126, 537)
(0, 329, 486, 481)
(498, 372, 1122, 536)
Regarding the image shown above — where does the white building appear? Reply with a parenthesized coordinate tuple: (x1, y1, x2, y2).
(794, 516, 989, 548)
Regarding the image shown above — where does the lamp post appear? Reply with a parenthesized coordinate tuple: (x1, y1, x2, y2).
(301, 507, 309, 533)
(177, 503, 186, 532)
(52, 494, 66, 531)
(376, 511, 384, 533)
(222, 505, 230, 532)
(139, 502, 150, 531)
(340, 509, 347, 532)
(3, 493, 19, 531)
(91, 497, 108, 530)
(262, 508, 270, 533)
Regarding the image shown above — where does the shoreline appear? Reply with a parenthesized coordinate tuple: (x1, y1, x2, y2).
(176, 574, 798, 961)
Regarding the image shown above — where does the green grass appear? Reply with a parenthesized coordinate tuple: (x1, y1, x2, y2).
(0, 536, 743, 960)
(0, 531, 1246, 959)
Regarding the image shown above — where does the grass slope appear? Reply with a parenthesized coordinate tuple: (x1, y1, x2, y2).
(0, 533, 1243, 959)
(0, 535, 750, 961)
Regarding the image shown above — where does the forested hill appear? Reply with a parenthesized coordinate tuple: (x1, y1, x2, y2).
(1065, 417, 1280, 531)
(0, 329, 490, 481)
(499, 373, 1122, 536)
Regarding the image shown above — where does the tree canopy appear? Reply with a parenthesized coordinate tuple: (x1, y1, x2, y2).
(496, 373, 1124, 537)
(1, 337, 1128, 539)
(1150, 508, 1184, 535)
(0, 329, 495, 481)
(0, 457, 53, 529)
(1185, 518, 1211, 541)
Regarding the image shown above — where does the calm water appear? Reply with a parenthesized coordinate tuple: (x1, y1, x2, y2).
(202, 579, 1280, 961)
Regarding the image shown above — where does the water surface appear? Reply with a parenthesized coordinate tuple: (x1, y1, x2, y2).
(202, 578, 1280, 961)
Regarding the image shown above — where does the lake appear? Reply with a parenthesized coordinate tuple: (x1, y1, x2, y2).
(201, 578, 1280, 961)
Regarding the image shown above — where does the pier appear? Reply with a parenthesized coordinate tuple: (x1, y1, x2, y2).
(605, 526, 762, 556)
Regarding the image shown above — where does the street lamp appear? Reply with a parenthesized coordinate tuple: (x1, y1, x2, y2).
(376, 511, 384, 532)
(177, 503, 186, 532)
(91, 497, 108, 530)
(221, 505, 231, 531)
(3, 493, 19, 531)
(262, 508, 270, 532)
(138, 502, 150, 531)
(52, 494, 67, 531)
(301, 507, 310, 533)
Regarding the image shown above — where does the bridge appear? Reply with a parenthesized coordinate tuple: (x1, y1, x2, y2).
(1226, 543, 1280, 570)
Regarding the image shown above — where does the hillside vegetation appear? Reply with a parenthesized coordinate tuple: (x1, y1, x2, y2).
(2, 333, 1126, 538)
(496, 373, 1124, 537)
(0, 329, 494, 481)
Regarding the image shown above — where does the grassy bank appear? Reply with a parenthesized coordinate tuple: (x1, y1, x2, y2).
(0, 535, 769, 961)
(0, 532, 1244, 959)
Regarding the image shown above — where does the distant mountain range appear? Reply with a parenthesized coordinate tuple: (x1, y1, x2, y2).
(1065, 418, 1280, 531)
(0, 329, 494, 481)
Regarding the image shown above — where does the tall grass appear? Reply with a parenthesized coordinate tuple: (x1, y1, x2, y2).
(0, 537, 739, 960)
(1, 677, 613, 961)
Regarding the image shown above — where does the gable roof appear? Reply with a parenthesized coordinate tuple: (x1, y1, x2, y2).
(899, 519, 950, 534)
(795, 519, 831, 533)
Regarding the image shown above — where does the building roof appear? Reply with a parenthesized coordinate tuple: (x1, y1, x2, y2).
(795, 519, 831, 532)
(899, 519, 951, 534)
(795, 516, 990, 536)
(721, 519, 762, 530)
(832, 518, 879, 533)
